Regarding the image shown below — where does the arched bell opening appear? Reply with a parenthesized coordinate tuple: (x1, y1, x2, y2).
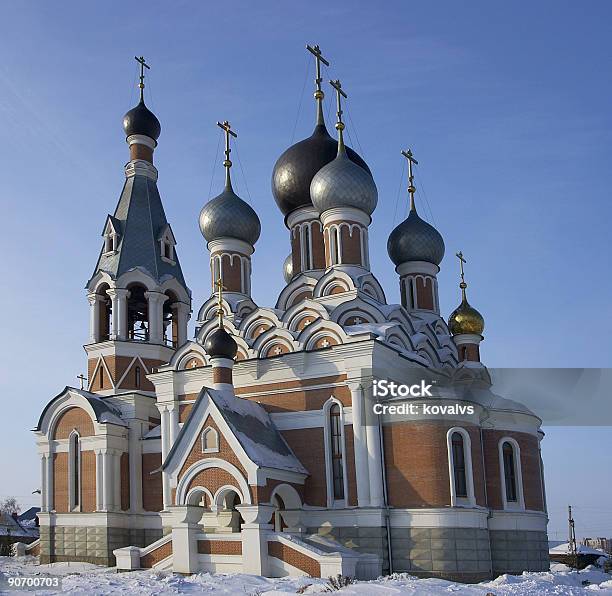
(96, 283, 112, 341)
(163, 290, 180, 348)
(126, 283, 149, 342)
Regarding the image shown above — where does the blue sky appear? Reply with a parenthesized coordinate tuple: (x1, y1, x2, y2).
(0, 1, 611, 539)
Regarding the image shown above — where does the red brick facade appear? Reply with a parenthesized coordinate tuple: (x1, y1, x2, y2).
(268, 541, 321, 576)
(140, 541, 172, 568)
(142, 453, 163, 511)
(197, 539, 242, 555)
(53, 407, 94, 440)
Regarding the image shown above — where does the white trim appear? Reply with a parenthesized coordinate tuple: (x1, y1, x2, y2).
(213, 484, 245, 508)
(396, 260, 440, 276)
(127, 134, 157, 150)
(498, 436, 525, 510)
(446, 427, 476, 507)
(201, 427, 219, 453)
(208, 238, 254, 256)
(175, 458, 251, 506)
(322, 397, 350, 508)
(185, 485, 215, 507)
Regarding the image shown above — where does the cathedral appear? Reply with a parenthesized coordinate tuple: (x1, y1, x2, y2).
(31, 48, 549, 582)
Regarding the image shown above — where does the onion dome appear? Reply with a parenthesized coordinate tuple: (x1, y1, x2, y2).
(387, 206, 445, 267)
(123, 99, 161, 141)
(272, 124, 370, 217)
(448, 285, 485, 336)
(204, 327, 238, 359)
(311, 149, 377, 215)
(199, 186, 261, 246)
(283, 254, 294, 283)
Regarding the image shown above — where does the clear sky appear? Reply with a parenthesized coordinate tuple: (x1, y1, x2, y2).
(0, 1, 610, 540)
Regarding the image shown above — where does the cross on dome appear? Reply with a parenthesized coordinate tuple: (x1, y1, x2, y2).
(401, 149, 419, 211)
(306, 44, 330, 124)
(134, 55, 150, 102)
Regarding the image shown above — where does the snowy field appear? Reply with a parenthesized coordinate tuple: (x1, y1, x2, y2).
(1, 556, 612, 595)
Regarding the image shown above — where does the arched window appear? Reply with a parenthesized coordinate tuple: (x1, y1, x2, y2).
(69, 432, 81, 511)
(502, 441, 517, 502)
(447, 427, 475, 506)
(329, 403, 345, 501)
(201, 427, 219, 453)
(127, 284, 149, 342)
(451, 432, 468, 498)
(135, 366, 141, 389)
(303, 225, 312, 270)
(163, 291, 179, 348)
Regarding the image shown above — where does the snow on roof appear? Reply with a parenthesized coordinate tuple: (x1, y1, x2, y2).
(207, 389, 308, 475)
(143, 425, 161, 439)
(549, 542, 609, 557)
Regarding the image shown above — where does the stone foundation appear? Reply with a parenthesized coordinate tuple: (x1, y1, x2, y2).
(490, 530, 549, 574)
(39, 525, 163, 566)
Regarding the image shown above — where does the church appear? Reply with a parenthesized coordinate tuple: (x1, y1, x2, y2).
(31, 48, 549, 582)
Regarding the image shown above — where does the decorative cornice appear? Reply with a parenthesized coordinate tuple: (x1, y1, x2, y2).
(124, 159, 158, 181)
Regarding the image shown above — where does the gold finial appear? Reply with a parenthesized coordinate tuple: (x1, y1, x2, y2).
(216, 120, 237, 189)
(400, 149, 419, 212)
(329, 79, 347, 153)
(134, 56, 150, 102)
(306, 44, 330, 125)
(214, 277, 226, 328)
(456, 251, 468, 299)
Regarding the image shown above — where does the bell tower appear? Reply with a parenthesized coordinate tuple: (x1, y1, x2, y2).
(85, 57, 191, 394)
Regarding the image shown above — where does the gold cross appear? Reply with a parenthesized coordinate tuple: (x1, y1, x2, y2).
(134, 56, 150, 101)
(217, 120, 237, 188)
(401, 149, 419, 211)
(214, 277, 227, 327)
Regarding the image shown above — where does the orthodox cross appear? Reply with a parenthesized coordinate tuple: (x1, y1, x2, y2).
(329, 79, 347, 149)
(217, 120, 237, 188)
(456, 251, 468, 298)
(401, 149, 419, 211)
(307, 44, 330, 124)
(76, 374, 87, 390)
(306, 44, 329, 96)
(214, 277, 226, 327)
(134, 56, 150, 101)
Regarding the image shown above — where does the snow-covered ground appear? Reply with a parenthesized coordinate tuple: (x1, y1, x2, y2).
(1, 556, 612, 595)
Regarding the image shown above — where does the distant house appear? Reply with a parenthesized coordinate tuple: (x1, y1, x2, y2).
(583, 538, 612, 555)
(550, 542, 609, 569)
(0, 512, 39, 552)
(17, 507, 40, 529)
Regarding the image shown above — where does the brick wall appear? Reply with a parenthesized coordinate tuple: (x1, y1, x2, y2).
(340, 225, 362, 265)
(121, 453, 130, 511)
(53, 453, 68, 512)
(482, 429, 544, 511)
(81, 451, 96, 512)
(142, 453, 163, 511)
(140, 540, 172, 568)
(197, 539, 242, 555)
(268, 541, 321, 576)
(53, 408, 94, 439)
(415, 276, 434, 311)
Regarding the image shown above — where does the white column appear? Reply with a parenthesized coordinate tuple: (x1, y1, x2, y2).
(348, 382, 371, 507)
(363, 382, 384, 507)
(46, 452, 54, 512)
(113, 451, 122, 511)
(95, 450, 103, 511)
(160, 406, 172, 509)
(168, 404, 179, 447)
(128, 421, 143, 512)
(40, 455, 47, 512)
(107, 288, 130, 341)
(175, 303, 191, 347)
(102, 449, 113, 511)
(236, 505, 275, 576)
(145, 292, 168, 345)
(87, 294, 102, 343)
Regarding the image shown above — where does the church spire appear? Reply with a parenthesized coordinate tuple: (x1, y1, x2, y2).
(306, 44, 329, 126)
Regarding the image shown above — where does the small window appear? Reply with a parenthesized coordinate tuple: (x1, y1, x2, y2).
(451, 432, 468, 498)
(502, 442, 518, 502)
(135, 366, 141, 388)
(201, 427, 219, 453)
(69, 432, 81, 511)
(329, 404, 345, 500)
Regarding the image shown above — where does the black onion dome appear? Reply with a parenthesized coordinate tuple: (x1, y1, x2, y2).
(387, 208, 445, 267)
(123, 99, 161, 141)
(199, 186, 261, 246)
(204, 327, 238, 359)
(272, 123, 370, 217)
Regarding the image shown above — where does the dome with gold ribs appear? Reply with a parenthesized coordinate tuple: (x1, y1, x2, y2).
(448, 285, 485, 336)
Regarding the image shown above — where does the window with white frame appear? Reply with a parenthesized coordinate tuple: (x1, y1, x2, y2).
(159, 225, 176, 264)
(325, 401, 346, 503)
(102, 219, 119, 255)
(201, 427, 219, 453)
(499, 438, 524, 509)
(68, 431, 81, 511)
(446, 427, 476, 506)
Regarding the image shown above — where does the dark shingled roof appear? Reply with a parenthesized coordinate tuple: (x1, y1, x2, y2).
(88, 174, 186, 287)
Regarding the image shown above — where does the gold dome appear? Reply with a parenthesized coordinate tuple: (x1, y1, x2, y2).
(448, 284, 485, 336)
